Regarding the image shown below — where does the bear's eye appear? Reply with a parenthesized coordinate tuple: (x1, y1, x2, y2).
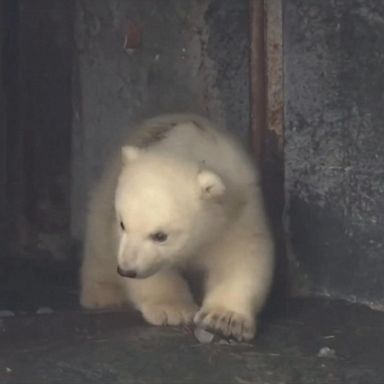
(150, 231, 168, 243)
(120, 221, 125, 231)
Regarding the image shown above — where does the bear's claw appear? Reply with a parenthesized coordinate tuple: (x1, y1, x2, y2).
(194, 307, 256, 342)
(141, 302, 198, 326)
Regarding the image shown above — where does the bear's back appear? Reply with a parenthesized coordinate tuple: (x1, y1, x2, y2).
(129, 114, 258, 192)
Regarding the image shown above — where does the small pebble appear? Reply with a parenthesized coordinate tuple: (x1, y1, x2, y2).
(318, 346, 336, 358)
(194, 327, 215, 344)
(0, 310, 15, 318)
(36, 307, 54, 315)
(6, 367, 12, 373)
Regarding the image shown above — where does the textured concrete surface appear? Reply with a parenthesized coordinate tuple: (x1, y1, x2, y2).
(0, 0, 6, 248)
(71, 0, 250, 240)
(1, 298, 383, 384)
(284, 0, 384, 308)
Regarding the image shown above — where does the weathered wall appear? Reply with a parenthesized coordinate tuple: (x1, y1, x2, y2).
(0, 0, 6, 249)
(71, 0, 250, 240)
(284, 0, 384, 308)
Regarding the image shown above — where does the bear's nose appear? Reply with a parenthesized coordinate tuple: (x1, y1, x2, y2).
(117, 266, 137, 278)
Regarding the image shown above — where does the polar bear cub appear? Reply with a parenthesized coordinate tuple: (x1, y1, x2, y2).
(80, 114, 274, 341)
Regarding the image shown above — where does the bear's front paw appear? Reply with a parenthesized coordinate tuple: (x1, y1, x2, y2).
(141, 302, 198, 326)
(194, 307, 256, 342)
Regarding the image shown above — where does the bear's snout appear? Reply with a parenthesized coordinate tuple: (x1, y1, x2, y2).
(117, 266, 137, 278)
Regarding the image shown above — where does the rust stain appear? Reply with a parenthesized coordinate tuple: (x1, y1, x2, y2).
(266, 0, 284, 152)
(249, 0, 283, 158)
(123, 20, 143, 53)
(249, 0, 267, 164)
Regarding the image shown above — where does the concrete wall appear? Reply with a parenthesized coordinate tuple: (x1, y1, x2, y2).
(71, 0, 251, 240)
(0, 0, 6, 248)
(284, 0, 384, 308)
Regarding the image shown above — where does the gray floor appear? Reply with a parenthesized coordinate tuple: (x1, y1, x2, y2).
(1, 298, 383, 384)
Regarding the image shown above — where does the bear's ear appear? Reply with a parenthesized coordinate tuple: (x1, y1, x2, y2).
(198, 170, 225, 199)
(121, 146, 140, 164)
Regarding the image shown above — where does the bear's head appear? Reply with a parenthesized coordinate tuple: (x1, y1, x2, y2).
(114, 146, 227, 279)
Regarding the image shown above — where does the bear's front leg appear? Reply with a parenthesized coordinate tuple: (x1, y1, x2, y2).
(195, 233, 274, 341)
(80, 254, 127, 309)
(123, 269, 198, 326)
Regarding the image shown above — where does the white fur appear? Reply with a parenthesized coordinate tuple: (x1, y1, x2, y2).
(80, 114, 274, 341)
